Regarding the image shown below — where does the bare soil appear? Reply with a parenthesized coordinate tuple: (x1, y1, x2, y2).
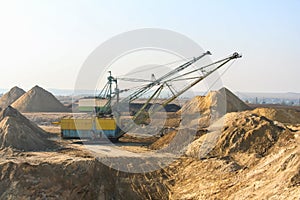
(0, 90, 299, 199)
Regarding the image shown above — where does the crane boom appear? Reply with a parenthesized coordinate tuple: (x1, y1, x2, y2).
(132, 52, 242, 121)
(122, 51, 211, 103)
(162, 52, 241, 107)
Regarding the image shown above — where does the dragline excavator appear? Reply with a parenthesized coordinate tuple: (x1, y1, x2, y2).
(59, 51, 241, 142)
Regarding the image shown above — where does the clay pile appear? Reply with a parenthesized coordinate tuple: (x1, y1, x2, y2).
(0, 86, 25, 109)
(0, 106, 55, 151)
(12, 85, 68, 112)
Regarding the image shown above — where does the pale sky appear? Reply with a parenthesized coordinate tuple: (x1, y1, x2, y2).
(0, 0, 299, 92)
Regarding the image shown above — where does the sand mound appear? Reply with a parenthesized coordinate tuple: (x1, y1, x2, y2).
(149, 130, 177, 150)
(151, 89, 251, 151)
(186, 111, 293, 159)
(11, 85, 68, 112)
(179, 96, 208, 114)
(179, 87, 250, 116)
(0, 106, 55, 151)
(0, 86, 25, 109)
(149, 128, 207, 153)
(171, 138, 300, 199)
(253, 107, 300, 124)
(178, 88, 251, 131)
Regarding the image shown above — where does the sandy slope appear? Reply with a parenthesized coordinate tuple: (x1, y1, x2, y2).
(0, 86, 25, 109)
(12, 85, 69, 112)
